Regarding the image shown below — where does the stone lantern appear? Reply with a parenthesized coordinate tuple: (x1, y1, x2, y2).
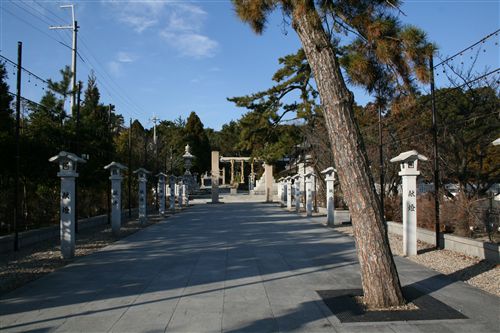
(321, 167, 337, 226)
(390, 150, 428, 256)
(156, 172, 168, 216)
(292, 174, 301, 213)
(104, 162, 127, 235)
(133, 168, 151, 225)
(49, 151, 86, 259)
(304, 172, 316, 217)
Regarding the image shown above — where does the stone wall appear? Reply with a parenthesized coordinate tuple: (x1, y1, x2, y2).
(386, 221, 499, 263)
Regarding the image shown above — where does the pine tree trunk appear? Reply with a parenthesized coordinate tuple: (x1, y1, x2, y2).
(291, 4, 405, 308)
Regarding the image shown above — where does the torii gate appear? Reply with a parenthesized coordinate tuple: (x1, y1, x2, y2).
(219, 156, 255, 185)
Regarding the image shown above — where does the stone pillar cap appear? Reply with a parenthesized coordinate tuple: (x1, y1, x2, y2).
(291, 174, 301, 180)
(390, 150, 428, 163)
(49, 151, 86, 164)
(156, 172, 168, 178)
(133, 167, 151, 174)
(104, 162, 127, 170)
(284, 176, 292, 181)
(320, 167, 337, 175)
(304, 172, 316, 179)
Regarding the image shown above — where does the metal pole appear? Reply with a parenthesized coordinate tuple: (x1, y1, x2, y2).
(13, 41, 22, 251)
(128, 118, 132, 218)
(75, 81, 81, 233)
(107, 104, 111, 224)
(378, 102, 385, 221)
(430, 54, 441, 249)
(70, 20, 78, 116)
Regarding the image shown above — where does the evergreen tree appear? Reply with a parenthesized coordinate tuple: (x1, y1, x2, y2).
(232, 0, 434, 307)
(184, 111, 211, 174)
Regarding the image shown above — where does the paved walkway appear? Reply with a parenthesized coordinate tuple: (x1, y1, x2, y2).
(1, 197, 498, 332)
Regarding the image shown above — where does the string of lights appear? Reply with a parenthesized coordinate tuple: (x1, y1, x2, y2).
(0, 53, 48, 84)
(434, 29, 500, 69)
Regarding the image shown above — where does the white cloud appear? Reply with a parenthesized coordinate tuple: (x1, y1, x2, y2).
(103, 0, 167, 33)
(104, 1, 218, 58)
(160, 4, 217, 58)
(160, 32, 218, 58)
(117, 51, 137, 63)
(107, 61, 122, 77)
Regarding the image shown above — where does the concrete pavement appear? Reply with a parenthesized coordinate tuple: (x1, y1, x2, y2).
(0, 197, 498, 332)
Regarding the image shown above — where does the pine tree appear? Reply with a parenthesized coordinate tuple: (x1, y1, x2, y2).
(233, 0, 434, 308)
(184, 111, 211, 174)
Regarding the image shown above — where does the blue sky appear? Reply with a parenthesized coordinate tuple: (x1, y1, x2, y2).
(0, 0, 498, 130)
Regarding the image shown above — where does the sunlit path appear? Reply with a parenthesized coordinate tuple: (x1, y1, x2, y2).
(0, 198, 498, 332)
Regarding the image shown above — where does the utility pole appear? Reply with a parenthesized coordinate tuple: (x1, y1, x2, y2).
(107, 104, 112, 224)
(149, 115, 160, 208)
(430, 54, 441, 250)
(75, 81, 82, 233)
(14, 41, 22, 251)
(128, 118, 132, 218)
(50, 4, 78, 116)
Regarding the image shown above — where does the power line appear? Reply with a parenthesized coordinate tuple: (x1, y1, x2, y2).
(21, 1, 73, 45)
(2, 5, 73, 51)
(77, 34, 147, 118)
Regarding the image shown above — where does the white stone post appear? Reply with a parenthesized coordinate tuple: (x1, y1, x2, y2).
(293, 174, 301, 213)
(156, 173, 167, 215)
(134, 168, 151, 225)
(264, 164, 274, 202)
(305, 172, 316, 217)
(277, 178, 283, 205)
(182, 183, 188, 206)
(104, 162, 127, 235)
(321, 167, 337, 226)
(286, 177, 292, 210)
(49, 151, 86, 259)
(169, 175, 176, 213)
(390, 150, 428, 256)
(211, 151, 220, 203)
(175, 182, 181, 209)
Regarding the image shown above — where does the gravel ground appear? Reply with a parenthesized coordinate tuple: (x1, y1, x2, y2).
(334, 225, 500, 297)
(0, 215, 164, 296)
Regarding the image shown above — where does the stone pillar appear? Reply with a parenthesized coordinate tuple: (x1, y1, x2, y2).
(211, 151, 220, 203)
(176, 181, 182, 209)
(240, 160, 245, 183)
(182, 183, 188, 206)
(230, 159, 235, 184)
(134, 168, 151, 225)
(305, 172, 316, 217)
(264, 163, 273, 202)
(286, 177, 292, 210)
(104, 162, 127, 235)
(293, 174, 301, 213)
(277, 178, 283, 205)
(156, 173, 167, 215)
(391, 150, 428, 256)
(222, 167, 226, 185)
(49, 151, 86, 259)
(169, 175, 176, 213)
(321, 167, 337, 226)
